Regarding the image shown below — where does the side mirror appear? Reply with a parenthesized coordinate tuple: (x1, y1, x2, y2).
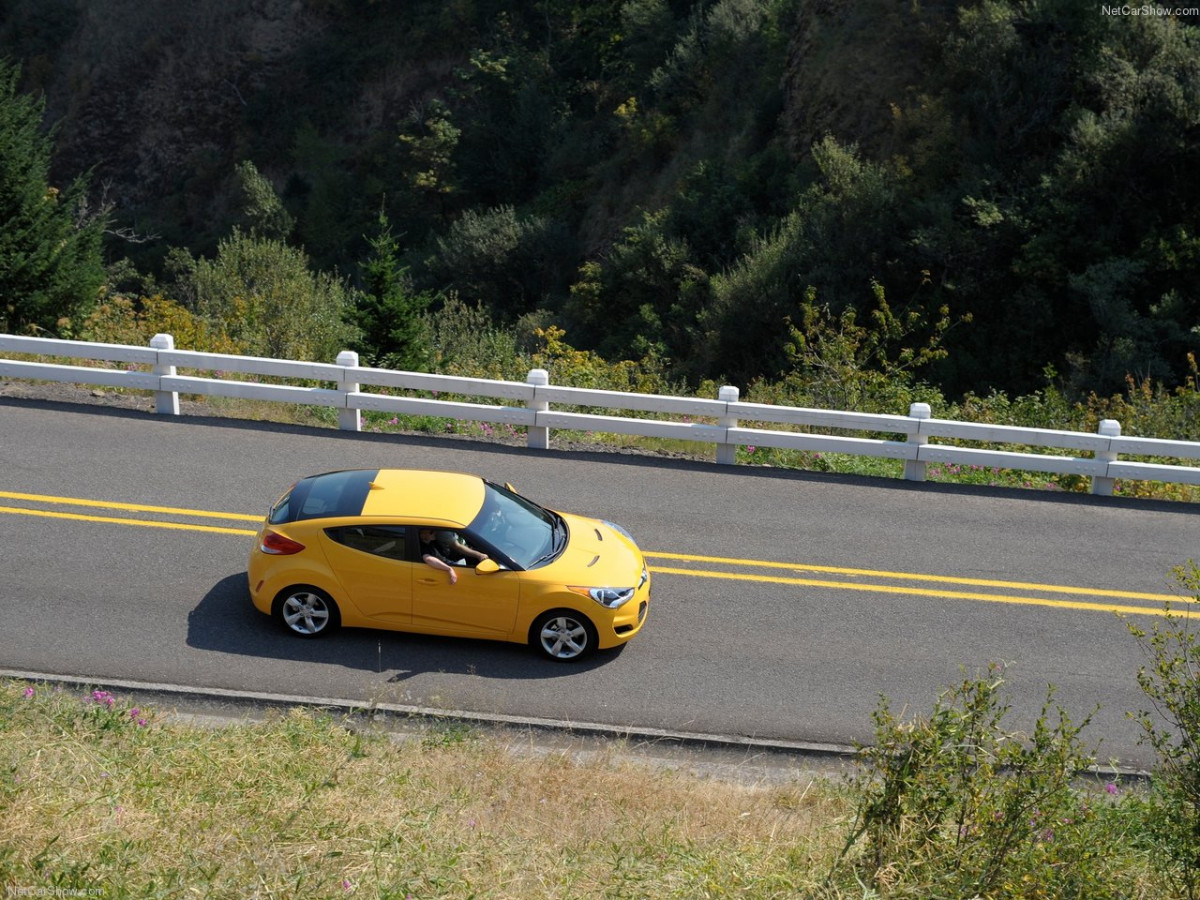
(475, 558, 500, 575)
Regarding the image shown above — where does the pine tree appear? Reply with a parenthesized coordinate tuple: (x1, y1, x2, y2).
(0, 59, 105, 335)
(355, 210, 430, 371)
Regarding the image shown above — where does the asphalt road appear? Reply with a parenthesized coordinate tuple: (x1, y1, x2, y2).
(2, 396, 1196, 769)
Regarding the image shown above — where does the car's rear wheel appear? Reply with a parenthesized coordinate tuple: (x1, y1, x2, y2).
(274, 586, 340, 638)
(531, 610, 597, 662)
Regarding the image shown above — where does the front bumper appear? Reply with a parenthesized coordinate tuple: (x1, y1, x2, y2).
(606, 568, 650, 644)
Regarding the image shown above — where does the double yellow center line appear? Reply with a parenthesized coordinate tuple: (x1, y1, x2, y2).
(0, 490, 259, 536)
(645, 551, 1183, 616)
(0, 490, 1184, 616)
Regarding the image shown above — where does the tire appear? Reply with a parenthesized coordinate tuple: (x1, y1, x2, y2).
(273, 586, 340, 638)
(531, 609, 598, 662)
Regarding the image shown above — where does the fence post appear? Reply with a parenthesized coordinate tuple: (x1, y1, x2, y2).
(904, 402, 931, 481)
(526, 368, 550, 450)
(1092, 418, 1121, 496)
(336, 350, 362, 432)
(716, 384, 739, 464)
(149, 333, 180, 416)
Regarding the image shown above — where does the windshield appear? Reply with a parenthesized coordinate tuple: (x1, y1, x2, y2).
(467, 482, 565, 570)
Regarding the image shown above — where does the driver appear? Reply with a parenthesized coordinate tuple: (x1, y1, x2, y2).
(436, 529, 489, 565)
(418, 528, 488, 585)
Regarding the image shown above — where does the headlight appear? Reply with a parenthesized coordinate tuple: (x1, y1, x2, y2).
(568, 585, 636, 609)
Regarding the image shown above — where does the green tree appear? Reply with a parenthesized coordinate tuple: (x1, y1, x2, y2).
(398, 99, 460, 206)
(231, 160, 294, 242)
(0, 59, 105, 335)
(705, 136, 908, 383)
(355, 210, 430, 371)
(427, 204, 574, 319)
(565, 209, 710, 373)
(1034, 13, 1200, 394)
(173, 228, 358, 361)
(783, 279, 960, 412)
(290, 123, 363, 272)
(916, 3, 1200, 397)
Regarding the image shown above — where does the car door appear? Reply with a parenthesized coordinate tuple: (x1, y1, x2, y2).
(319, 524, 413, 625)
(410, 531, 521, 638)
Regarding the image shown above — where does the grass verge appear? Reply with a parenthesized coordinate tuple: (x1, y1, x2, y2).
(0, 680, 849, 899)
(0, 673, 1175, 898)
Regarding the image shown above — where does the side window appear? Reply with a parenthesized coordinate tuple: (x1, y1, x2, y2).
(325, 525, 408, 561)
(434, 530, 471, 564)
(422, 529, 492, 567)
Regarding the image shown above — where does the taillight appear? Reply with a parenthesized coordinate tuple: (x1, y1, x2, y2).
(260, 530, 306, 555)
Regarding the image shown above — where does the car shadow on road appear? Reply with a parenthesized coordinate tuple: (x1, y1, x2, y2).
(186, 573, 619, 681)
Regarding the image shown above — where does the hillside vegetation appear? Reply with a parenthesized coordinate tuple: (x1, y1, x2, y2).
(1, 1, 1199, 435)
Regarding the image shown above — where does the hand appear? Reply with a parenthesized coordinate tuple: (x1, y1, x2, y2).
(447, 568, 458, 585)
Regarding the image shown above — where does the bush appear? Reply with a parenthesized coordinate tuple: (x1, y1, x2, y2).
(564, 209, 711, 372)
(1128, 564, 1200, 900)
(173, 229, 359, 362)
(828, 665, 1123, 898)
(427, 205, 575, 320)
(422, 295, 526, 382)
(80, 293, 242, 354)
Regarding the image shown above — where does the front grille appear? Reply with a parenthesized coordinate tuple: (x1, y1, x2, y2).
(638, 600, 647, 623)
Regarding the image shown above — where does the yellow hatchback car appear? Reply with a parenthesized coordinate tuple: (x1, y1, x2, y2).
(248, 469, 650, 661)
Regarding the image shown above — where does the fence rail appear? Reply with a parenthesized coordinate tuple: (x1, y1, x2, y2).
(3, 332, 1199, 497)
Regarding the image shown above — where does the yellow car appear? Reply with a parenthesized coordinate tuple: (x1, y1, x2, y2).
(248, 469, 650, 661)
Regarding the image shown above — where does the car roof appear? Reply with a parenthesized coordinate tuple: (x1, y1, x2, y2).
(348, 468, 487, 525)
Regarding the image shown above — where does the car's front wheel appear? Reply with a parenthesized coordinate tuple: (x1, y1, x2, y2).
(274, 586, 340, 638)
(531, 610, 597, 662)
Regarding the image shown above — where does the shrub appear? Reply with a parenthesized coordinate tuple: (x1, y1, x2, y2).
(173, 229, 359, 362)
(427, 205, 575, 319)
(1128, 563, 1200, 900)
(422, 295, 526, 382)
(564, 209, 711, 371)
(80, 293, 242, 354)
(829, 664, 1118, 898)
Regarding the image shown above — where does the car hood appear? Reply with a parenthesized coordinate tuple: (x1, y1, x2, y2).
(538, 512, 645, 585)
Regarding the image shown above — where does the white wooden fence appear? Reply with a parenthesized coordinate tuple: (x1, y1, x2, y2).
(4, 332, 1200, 497)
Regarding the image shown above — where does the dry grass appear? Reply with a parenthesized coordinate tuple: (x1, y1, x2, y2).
(0, 681, 851, 898)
